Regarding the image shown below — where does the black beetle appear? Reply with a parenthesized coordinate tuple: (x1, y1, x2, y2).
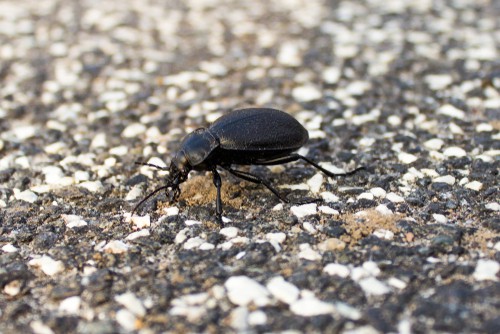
(133, 108, 364, 223)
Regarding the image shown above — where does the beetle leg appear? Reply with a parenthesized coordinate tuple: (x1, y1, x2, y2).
(222, 167, 291, 204)
(212, 168, 223, 224)
(256, 154, 365, 178)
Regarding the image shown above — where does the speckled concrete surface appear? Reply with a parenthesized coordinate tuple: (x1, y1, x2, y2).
(0, 0, 499, 333)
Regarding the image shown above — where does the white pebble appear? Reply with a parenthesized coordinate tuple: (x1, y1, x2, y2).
(433, 214, 448, 224)
(45, 142, 66, 154)
(220, 226, 239, 239)
(4, 280, 22, 296)
(358, 277, 391, 296)
(319, 206, 339, 215)
(277, 42, 301, 66)
(323, 263, 350, 278)
(90, 133, 107, 148)
(373, 229, 394, 240)
(248, 310, 267, 326)
(443, 147, 466, 157)
(115, 292, 146, 317)
(386, 192, 404, 203)
(2, 244, 18, 253)
(424, 138, 444, 150)
(110, 146, 129, 156)
(103, 240, 129, 254)
(163, 207, 179, 216)
(116, 309, 137, 331)
(485, 203, 499, 211)
(449, 122, 463, 134)
(74, 171, 90, 183)
(199, 61, 228, 76)
(199, 243, 215, 250)
(473, 259, 499, 281)
(184, 237, 206, 250)
(290, 297, 335, 316)
(11, 125, 37, 141)
(59, 296, 81, 314)
(272, 203, 284, 211)
(357, 192, 374, 200)
(291, 203, 317, 218)
(185, 219, 202, 226)
(464, 181, 482, 191)
(321, 192, 339, 203)
(298, 244, 321, 261)
(307, 173, 323, 194)
(78, 181, 104, 193)
(322, 66, 341, 84)
(266, 232, 286, 244)
(476, 123, 493, 132)
(292, 85, 322, 102)
(131, 215, 150, 229)
(14, 189, 38, 203)
(62, 214, 88, 228)
(387, 277, 407, 290)
(30, 321, 55, 334)
(225, 276, 270, 306)
(122, 123, 146, 138)
(437, 104, 465, 119)
(266, 276, 300, 304)
(426, 74, 453, 90)
(29, 256, 65, 276)
(370, 188, 386, 198)
(375, 204, 393, 215)
(433, 175, 456, 185)
(398, 152, 418, 164)
(125, 186, 142, 201)
(126, 229, 150, 240)
(302, 222, 317, 234)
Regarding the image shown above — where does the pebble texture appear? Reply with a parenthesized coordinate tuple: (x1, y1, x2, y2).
(0, 0, 499, 333)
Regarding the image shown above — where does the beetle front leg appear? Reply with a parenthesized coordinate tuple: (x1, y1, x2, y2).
(212, 168, 223, 224)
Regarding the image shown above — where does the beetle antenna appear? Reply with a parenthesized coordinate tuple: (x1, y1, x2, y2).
(134, 161, 168, 171)
(131, 184, 173, 215)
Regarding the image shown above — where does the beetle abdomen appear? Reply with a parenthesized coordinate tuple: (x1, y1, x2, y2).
(209, 108, 308, 151)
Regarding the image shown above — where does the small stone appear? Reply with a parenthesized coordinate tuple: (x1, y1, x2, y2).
(437, 104, 465, 119)
(307, 173, 323, 194)
(318, 238, 346, 251)
(225, 276, 270, 306)
(272, 203, 284, 211)
(14, 189, 38, 203)
(74, 171, 90, 183)
(90, 133, 107, 148)
(116, 309, 137, 331)
(185, 219, 202, 226)
(29, 256, 65, 276)
(370, 187, 386, 198)
(115, 292, 146, 317)
(298, 243, 321, 261)
(163, 207, 179, 216)
(78, 181, 104, 193)
(319, 206, 339, 215)
(290, 297, 336, 316)
(433, 175, 456, 185)
(386, 192, 404, 203)
(126, 229, 150, 240)
(266, 276, 300, 304)
(30, 321, 55, 334)
(476, 123, 493, 132)
(45, 142, 66, 154)
(199, 61, 228, 76)
(387, 277, 407, 290)
(2, 244, 18, 253)
(292, 85, 322, 102)
(358, 192, 374, 200)
(464, 181, 482, 191)
(248, 310, 267, 326)
(322, 66, 341, 84)
(59, 296, 81, 314)
(277, 42, 301, 66)
(103, 240, 129, 254)
(375, 204, 393, 215)
(4, 280, 22, 296)
(62, 214, 88, 228)
(426, 75, 453, 90)
(473, 259, 499, 281)
(485, 203, 499, 211)
(424, 138, 444, 150)
(220, 227, 239, 239)
(373, 229, 394, 240)
(433, 214, 448, 224)
(122, 123, 146, 138)
(266, 232, 286, 244)
(291, 203, 317, 218)
(443, 147, 467, 157)
(131, 215, 150, 229)
(358, 277, 391, 296)
(398, 152, 418, 164)
(323, 263, 350, 278)
(184, 237, 206, 250)
(321, 192, 340, 203)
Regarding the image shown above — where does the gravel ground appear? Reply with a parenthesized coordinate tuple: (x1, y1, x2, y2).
(1, 0, 499, 333)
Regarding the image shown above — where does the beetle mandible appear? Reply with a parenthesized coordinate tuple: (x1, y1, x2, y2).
(132, 108, 364, 223)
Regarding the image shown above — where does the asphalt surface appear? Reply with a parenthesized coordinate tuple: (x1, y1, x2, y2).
(0, 0, 499, 333)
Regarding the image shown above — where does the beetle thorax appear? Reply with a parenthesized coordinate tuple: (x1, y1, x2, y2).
(178, 128, 219, 168)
